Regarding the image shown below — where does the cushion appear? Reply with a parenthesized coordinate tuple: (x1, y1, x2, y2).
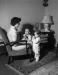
(12, 45, 26, 51)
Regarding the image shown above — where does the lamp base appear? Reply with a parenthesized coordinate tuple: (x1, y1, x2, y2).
(43, 3, 48, 7)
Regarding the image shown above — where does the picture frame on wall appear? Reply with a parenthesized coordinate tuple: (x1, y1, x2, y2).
(34, 23, 41, 31)
(40, 23, 44, 30)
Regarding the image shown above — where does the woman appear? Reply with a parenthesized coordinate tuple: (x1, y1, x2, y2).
(7, 17, 26, 51)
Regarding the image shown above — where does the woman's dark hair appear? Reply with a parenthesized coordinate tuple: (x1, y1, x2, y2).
(10, 17, 21, 26)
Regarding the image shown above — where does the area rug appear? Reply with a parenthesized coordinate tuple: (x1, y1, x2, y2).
(5, 52, 56, 75)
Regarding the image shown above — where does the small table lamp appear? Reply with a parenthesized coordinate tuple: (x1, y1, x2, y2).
(41, 15, 54, 32)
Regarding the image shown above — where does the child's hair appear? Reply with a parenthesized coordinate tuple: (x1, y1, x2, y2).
(34, 30, 41, 35)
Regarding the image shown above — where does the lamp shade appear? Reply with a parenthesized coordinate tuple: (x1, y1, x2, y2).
(42, 16, 54, 25)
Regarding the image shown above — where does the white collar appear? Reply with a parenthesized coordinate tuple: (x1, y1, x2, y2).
(10, 26, 15, 29)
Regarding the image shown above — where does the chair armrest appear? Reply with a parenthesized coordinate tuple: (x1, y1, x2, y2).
(16, 40, 27, 46)
(5, 40, 27, 46)
(19, 40, 27, 42)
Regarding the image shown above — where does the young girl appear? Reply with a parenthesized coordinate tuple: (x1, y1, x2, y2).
(22, 28, 32, 43)
(32, 31, 40, 62)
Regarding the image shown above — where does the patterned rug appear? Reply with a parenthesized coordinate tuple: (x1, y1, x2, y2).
(5, 52, 56, 75)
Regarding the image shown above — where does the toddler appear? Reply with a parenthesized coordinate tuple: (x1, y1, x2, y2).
(22, 28, 32, 43)
(32, 31, 40, 62)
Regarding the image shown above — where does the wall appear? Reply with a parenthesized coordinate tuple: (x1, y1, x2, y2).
(45, 0, 58, 42)
(0, 0, 44, 31)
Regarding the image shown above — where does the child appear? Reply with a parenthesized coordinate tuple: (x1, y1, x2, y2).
(32, 31, 40, 62)
(22, 28, 32, 43)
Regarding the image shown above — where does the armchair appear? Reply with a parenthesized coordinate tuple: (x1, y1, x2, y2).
(0, 27, 31, 64)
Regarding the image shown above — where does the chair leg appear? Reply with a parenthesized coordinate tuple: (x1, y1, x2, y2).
(8, 56, 14, 64)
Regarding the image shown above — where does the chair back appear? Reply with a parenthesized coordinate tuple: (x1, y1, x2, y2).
(0, 27, 12, 55)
